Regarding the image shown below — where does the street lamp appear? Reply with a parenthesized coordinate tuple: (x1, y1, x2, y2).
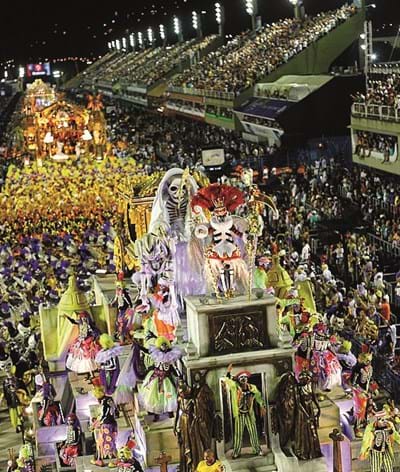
(244, 0, 258, 32)
(173, 16, 183, 43)
(192, 11, 203, 39)
(215, 2, 225, 37)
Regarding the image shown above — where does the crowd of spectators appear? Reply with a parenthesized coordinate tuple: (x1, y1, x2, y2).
(169, 4, 357, 95)
(354, 130, 397, 162)
(352, 73, 400, 108)
(82, 36, 217, 88)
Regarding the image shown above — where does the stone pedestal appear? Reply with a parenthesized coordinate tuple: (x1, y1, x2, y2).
(183, 294, 294, 471)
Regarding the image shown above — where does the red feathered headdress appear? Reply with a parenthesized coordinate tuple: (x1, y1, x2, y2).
(191, 184, 245, 214)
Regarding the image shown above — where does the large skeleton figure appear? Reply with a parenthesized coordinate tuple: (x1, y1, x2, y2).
(191, 184, 248, 297)
(149, 168, 205, 298)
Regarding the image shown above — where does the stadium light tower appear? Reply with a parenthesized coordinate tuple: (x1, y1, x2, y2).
(159, 24, 167, 46)
(361, 21, 373, 93)
(192, 11, 203, 39)
(244, 0, 258, 32)
(288, 0, 305, 20)
(147, 27, 154, 45)
(121, 37, 127, 52)
(173, 16, 184, 43)
(138, 31, 144, 49)
(215, 3, 225, 37)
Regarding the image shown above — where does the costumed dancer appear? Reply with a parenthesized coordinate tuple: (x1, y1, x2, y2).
(114, 331, 147, 405)
(191, 184, 248, 298)
(1, 368, 26, 432)
(64, 311, 100, 375)
(195, 450, 224, 472)
(36, 373, 63, 426)
(310, 322, 342, 392)
(139, 336, 183, 421)
(111, 273, 133, 344)
(360, 411, 400, 472)
(223, 365, 265, 459)
(90, 386, 119, 467)
(95, 334, 123, 395)
(16, 444, 35, 472)
(351, 345, 376, 438)
(59, 413, 82, 467)
(114, 446, 144, 472)
(335, 339, 357, 394)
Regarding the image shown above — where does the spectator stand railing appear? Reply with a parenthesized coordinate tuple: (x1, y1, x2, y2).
(352, 102, 400, 123)
(366, 233, 400, 258)
(168, 86, 236, 102)
(337, 185, 400, 218)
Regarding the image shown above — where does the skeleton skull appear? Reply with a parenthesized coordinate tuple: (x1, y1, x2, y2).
(0, 357, 12, 371)
(167, 177, 185, 204)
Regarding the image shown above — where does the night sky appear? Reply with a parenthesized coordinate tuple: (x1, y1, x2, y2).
(0, 0, 395, 64)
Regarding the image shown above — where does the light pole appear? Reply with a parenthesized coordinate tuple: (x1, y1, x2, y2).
(244, 0, 258, 32)
(138, 31, 144, 49)
(288, 0, 305, 20)
(215, 3, 225, 37)
(129, 33, 136, 51)
(360, 20, 373, 93)
(147, 27, 154, 46)
(174, 16, 184, 43)
(121, 37, 127, 52)
(159, 24, 167, 46)
(192, 11, 203, 39)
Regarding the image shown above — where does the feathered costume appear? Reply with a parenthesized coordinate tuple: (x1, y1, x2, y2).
(191, 184, 249, 296)
(139, 338, 182, 415)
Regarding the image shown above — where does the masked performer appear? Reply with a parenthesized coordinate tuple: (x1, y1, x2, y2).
(36, 374, 63, 426)
(95, 334, 123, 395)
(139, 336, 182, 421)
(351, 346, 375, 438)
(1, 369, 25, 432)
(191, 184, 248, 298)
(223, 365, 265, 459)
(90, 387, 118, 467)
(111, 274, 133, 344)
(59, 413, 82, 467)
(114, 446, 144, 472)
(360, 411, 400, 472)
(64, 311, 100, 375)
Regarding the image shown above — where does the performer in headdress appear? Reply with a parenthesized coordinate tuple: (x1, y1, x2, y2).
(59, 413, 82, 467)
(139, 336, 182, 421)
(95, 334, 123, 395)
(191, 184, 248, 298)
(64, 311, 100, 375)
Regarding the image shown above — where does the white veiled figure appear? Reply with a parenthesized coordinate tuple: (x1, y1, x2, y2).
(149, 168, 206, 297)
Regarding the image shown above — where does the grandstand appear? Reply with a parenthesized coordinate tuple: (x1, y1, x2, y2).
(66, 3, 365, 132)
(351, 64, 400, 175)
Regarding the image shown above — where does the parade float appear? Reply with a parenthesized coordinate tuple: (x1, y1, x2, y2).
(27, 166, 347, 472)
